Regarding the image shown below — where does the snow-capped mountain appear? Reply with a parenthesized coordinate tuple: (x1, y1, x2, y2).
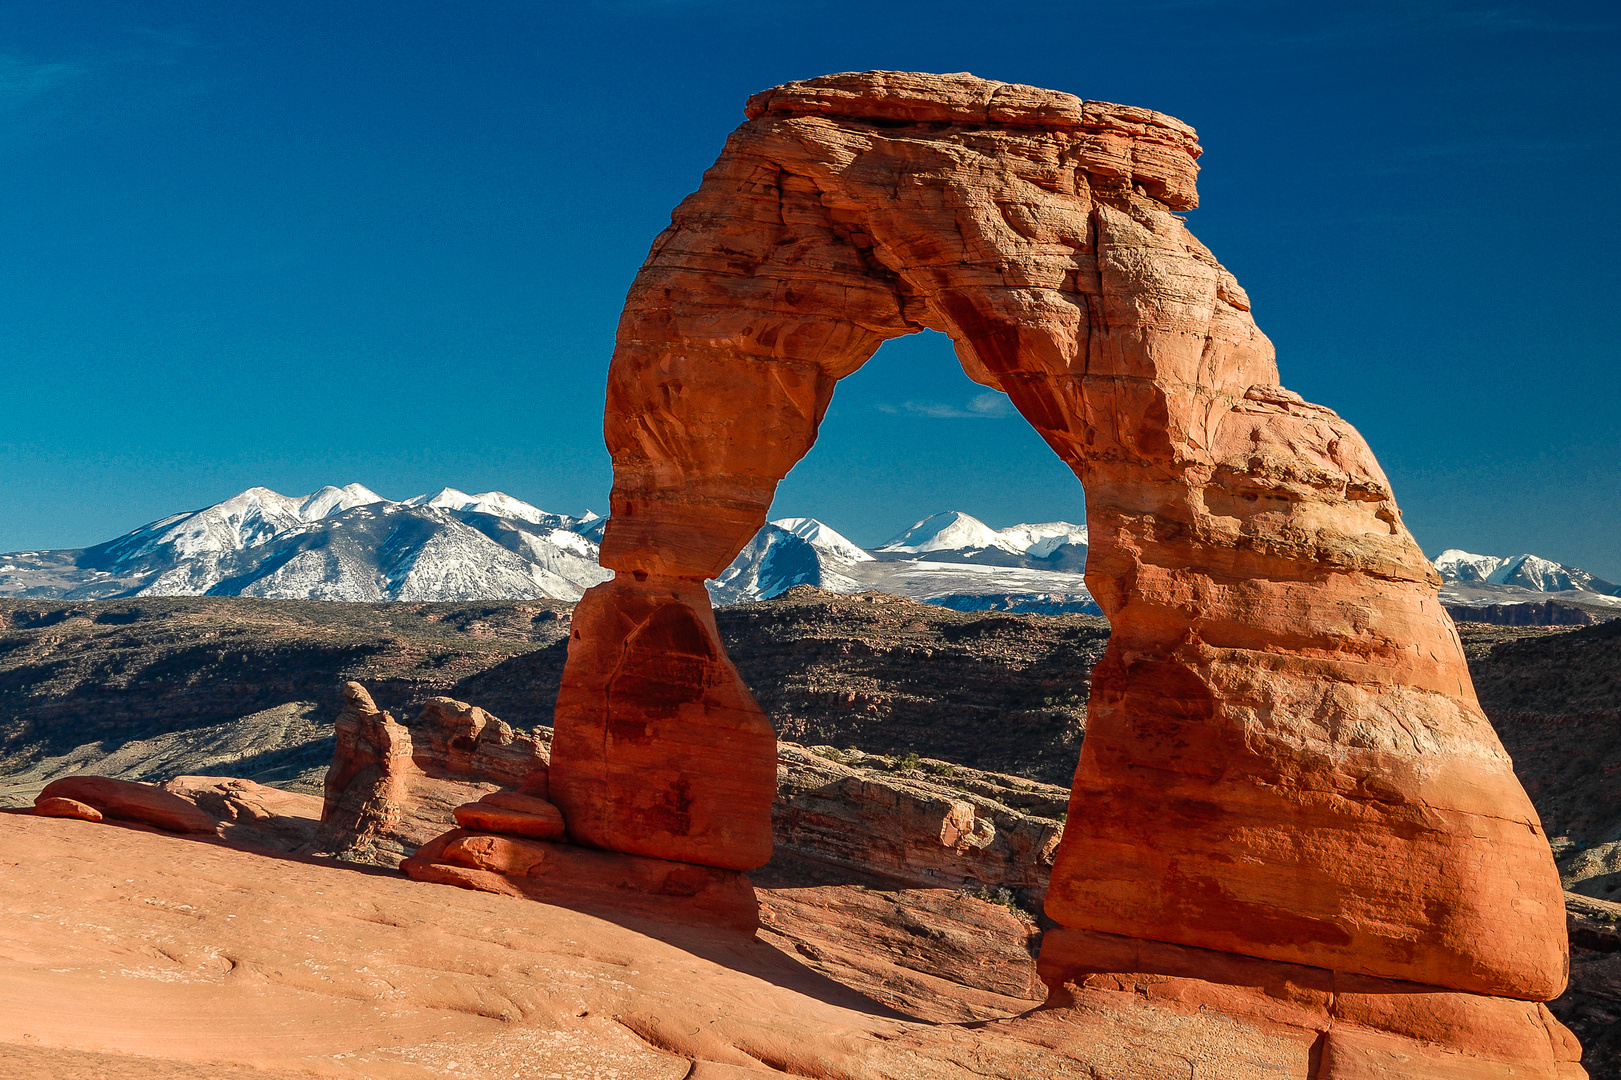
(0, 485, 612, 602)
(1435, 549, 1618, 595)
(875, 511, 1090, 572)
(19, 489, 1612, 623)
(707, 521, 870, 606)
(1434, 548, 1621, 614)
(714, 511, 1098, 613)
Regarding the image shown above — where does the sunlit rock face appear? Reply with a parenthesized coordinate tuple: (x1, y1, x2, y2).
(549, 68, 1575, 1072)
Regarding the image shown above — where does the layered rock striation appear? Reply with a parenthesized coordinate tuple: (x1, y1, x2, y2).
(549, 69, 1577, 1072)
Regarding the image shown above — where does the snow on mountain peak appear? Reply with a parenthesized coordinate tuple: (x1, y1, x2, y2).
(1434, 549, 1506, 585)
(0, 483, 616, 603)
(769, 517, 874, 563)
(1435, 548, 1615, 598)
(298, 483, 386, 520)
(998, 522, 1089, 558)
(404, 488, 552, 525)
(879, 511, 1015, 555)
(1488, 553, 1590, 593)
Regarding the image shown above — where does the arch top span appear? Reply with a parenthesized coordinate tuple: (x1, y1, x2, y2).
(552, 71, 1569, 1008)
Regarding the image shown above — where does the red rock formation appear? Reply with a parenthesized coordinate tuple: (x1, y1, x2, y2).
(32, 795, 102, 822)
(35, 775, 216, 835)
(413, 695, 550, 793)
(550, 68, 1576, 1068)
(311, 682, 419, 859)
(553, 576, 776, 869)
(162, 776, 323, 852)
(452, 792, 567, 840)
(0, 813, 1585, 1079)
(313, 684, 550, 863)
(772, 743, 1063, 897)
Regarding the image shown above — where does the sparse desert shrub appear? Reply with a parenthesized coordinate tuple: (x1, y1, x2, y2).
(958, 884, 1033, 921)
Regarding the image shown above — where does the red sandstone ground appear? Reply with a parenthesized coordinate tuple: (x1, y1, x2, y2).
(0, 812, 1334, 1079)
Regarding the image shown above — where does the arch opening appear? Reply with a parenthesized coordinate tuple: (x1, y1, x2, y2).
(763, 328, 1086, 549)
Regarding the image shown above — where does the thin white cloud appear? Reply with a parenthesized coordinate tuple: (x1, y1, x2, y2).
(0, 55, 85, 115)
(879, 392, 1017, 420)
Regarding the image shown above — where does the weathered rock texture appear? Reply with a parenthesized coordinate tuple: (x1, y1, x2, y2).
(313, 682, 548, 863)
(773, 743, 1065, 900)
(34, 774, 216, 835)
(550, 68, 1575, 1068)
(162, 775, 323, 851)
(402, 828, 761, 935)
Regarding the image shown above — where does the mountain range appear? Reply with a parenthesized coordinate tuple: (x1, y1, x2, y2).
(2, 485, 1616, 620)
(1434, 548, 1621, 618)
(0, 485, 611, 603)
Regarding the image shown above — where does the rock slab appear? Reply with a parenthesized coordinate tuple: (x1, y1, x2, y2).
(402, 829, 760, 935)
(36, 775, 216, 835)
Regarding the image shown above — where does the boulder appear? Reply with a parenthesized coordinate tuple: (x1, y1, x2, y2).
(32, 796, 102, 822)
(452, 795, 566, 841)
(36, 775, 216, 835)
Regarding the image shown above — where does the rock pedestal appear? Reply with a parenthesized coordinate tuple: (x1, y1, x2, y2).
(547, 69, 1578, 1072)
(550, 576, 777, 870)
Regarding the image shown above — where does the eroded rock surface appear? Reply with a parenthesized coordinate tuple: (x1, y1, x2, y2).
(548, 68, 1576, 1071)
(312, 682, 549, 863)
(35, 774, 216, 835)
(161, 775, 323, 851)
(774, 743, 1065, 901)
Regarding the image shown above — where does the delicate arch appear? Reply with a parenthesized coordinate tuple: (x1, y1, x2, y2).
(551, 71, 1565, 1001)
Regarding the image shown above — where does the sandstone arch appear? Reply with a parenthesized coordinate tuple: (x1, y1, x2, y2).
(550, 71, 1567, 1005)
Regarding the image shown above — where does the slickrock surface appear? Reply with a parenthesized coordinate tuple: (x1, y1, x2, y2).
(755, 884, 1045, 1023)
(554, 66, 1567, 1015)
(402, 828, 762, 935)
(0, 814, 1586, 1078)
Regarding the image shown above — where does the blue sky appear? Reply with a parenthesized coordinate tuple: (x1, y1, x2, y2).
(2, 1, 1617, 576)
